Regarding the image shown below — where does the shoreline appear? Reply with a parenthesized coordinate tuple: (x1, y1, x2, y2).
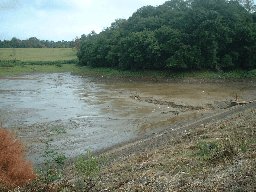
(0, 63, 256, 81)
(95, 100, 256, 157)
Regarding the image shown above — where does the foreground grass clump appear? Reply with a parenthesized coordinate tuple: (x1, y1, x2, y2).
(0, 128, 36, 190)
(74, 151, 103, 191)
(39, 141, 67, 185)
(195, 139, 236, 162)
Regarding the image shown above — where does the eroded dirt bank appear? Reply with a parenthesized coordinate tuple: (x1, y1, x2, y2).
(0, 73, 255, 164)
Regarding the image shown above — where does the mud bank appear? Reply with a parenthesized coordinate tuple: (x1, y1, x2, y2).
(0, 73, 255, 164)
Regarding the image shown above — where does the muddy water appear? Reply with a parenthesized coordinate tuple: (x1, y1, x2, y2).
(0, 73, 255, 164)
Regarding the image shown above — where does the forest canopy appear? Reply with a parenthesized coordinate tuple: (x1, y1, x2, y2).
(77, 0, 256, 71)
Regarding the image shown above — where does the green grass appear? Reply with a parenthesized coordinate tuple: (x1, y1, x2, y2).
(0, 48, 77, 61)
(77, 66, 167, 79)
(0, 48, 79, 76)
(1, 63, 255, 80)
(77, 66, 256, 80)
(0, 64, 80, 76)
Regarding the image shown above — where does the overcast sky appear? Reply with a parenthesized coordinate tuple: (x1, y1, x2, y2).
(0, 0, 167, 41)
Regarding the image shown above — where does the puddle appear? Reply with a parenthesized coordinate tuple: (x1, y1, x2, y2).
(0, 73, 255, 164)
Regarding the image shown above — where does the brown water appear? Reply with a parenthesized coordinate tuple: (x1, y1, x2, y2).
(0, 73, 255, 163)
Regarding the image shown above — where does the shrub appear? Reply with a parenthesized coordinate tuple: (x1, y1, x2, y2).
(247, 69, 256, 78)
(0, 128, 36, 189)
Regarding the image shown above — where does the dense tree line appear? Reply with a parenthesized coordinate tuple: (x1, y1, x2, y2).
(77, 0, 256, 71)
(0, 37, 76, 48)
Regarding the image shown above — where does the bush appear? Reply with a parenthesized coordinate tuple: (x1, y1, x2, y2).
(0, 128, 36, 189)
(247, 69, 256, 78)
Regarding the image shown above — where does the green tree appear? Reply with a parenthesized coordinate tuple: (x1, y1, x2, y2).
(118, 31, 160, 70)
(77, 0, 256, 71)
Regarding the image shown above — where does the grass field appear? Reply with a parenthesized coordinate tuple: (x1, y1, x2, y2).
(0, 48, 79, 76)
(0, 48, 77, 61)
(0, 64, 80, 76)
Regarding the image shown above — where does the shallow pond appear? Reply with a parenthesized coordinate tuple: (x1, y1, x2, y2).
(0, 73, 255, 163)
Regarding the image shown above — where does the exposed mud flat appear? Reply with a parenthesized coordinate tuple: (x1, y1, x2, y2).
(0, 73, 255, 164)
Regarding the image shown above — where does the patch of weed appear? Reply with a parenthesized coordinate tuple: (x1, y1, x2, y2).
(38, 141, 67, 184)
(74, 151, 103, 191)
(195, 139, 236, 163)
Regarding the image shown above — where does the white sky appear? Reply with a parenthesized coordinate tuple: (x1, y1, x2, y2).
(0, 0, 167, 41)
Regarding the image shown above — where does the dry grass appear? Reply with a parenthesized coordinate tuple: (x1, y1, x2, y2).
(93, 108, 256, 191)
(0, 128, 36, 190)
(7, 108, 256, 191)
